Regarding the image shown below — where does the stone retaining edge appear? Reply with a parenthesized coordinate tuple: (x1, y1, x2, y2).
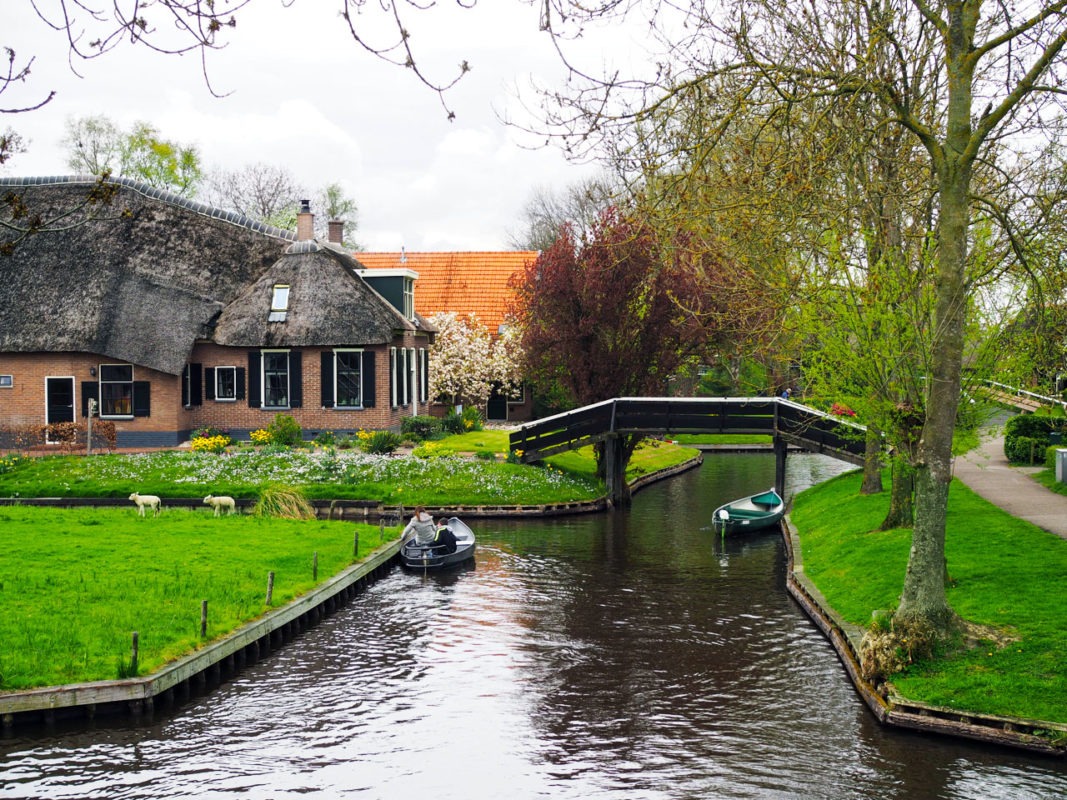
(782, 516, 1067, 757)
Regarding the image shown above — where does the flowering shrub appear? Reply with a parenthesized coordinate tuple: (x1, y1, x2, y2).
(191, 426, 231, 454)
(250, 429, 271, 446)
(190, 434, 230, 454)
(830, 403, 857, 417)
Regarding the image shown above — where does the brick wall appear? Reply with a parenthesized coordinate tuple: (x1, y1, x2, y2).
(2, 332, 434, 448)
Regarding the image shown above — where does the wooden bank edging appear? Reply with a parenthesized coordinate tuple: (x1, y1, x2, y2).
(0, 541, 401, 728)
(782, 517, 1067, 756)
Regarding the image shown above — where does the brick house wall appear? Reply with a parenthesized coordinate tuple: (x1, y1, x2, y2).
(0, 352, 181, 447)
(1, 332, 432, 449)
(186, 332, 432, 440)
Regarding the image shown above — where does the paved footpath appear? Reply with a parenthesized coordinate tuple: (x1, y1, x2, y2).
(954, 431, 1067, 540)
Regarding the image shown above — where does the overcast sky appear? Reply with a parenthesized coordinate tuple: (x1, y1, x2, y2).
(3, 2, 619, 251)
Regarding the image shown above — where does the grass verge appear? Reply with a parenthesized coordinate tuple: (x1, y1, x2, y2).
(0, 506, 396, 690)
(0, 436, 699, 506)
(791, 471, 1067, 724)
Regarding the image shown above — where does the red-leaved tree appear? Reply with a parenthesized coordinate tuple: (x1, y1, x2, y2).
(509, 206, 751, 482)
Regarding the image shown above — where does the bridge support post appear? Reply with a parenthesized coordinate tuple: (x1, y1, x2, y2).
(774, 436, 788, 498)
(604, 436, 630, 507)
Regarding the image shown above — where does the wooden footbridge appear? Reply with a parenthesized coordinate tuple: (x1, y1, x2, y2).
(509, 397, 869, 505)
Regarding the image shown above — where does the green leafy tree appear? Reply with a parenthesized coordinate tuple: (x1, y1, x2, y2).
(63, 115, 202, 197)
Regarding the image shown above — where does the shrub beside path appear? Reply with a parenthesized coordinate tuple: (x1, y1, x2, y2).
(954, 432, 1067, 540)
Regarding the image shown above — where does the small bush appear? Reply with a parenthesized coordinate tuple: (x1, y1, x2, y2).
(442, 412, 466, 435)
(461, 406, 484, 432)
(412, 441, 446, 459)
(476, 450, 498, 461)
(1003, 413, 1067, 464)
(359, 430, 403, 455)
(313, 430, 336, 447)
(250, 428, 271, 446)
(1046, 444, 1065, 469)
(267, 414, 303, 448)
(1005, 435, 1044, 465)
(401, 415, 441, 441)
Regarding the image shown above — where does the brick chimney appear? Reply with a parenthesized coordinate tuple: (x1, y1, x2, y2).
(296, 199, 314, 240)
(328, 219, 344, 245)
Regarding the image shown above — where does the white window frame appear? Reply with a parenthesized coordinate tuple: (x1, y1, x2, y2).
(403, 278, 414, 319)
(0, 375, 12, 388)
(261, 350, 290, 408)
(334, 348, 363, 408)
(390, 347, 398, 408)
(215, 365, 238, 402)
(99, 363, 134, 419)
(269, 284, 290, 322)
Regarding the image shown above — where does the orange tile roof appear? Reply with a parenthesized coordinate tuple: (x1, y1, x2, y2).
(357, 251, 538, 334)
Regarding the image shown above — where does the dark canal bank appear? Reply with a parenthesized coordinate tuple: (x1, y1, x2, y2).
(1, 453, 1065, 798)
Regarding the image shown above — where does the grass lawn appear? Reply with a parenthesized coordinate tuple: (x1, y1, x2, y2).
(0, 433, 700, 507)
(791, 471, 1067, 725)
(0, 434, 700, 691)
(0, 507, 397, 690)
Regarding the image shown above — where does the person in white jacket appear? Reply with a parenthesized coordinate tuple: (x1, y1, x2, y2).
(403, 506, 436, 545)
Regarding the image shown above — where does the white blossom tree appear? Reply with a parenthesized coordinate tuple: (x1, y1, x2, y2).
(428, 312, 523, 412)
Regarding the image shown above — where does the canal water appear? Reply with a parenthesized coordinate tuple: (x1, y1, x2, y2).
(1, 453, 1065, 799)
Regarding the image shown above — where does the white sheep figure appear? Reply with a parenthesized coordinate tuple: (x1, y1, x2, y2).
(204, 494, 237, 517)
(129, 492, 161, 517)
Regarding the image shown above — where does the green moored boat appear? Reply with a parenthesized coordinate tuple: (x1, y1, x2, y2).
(712, 488, 785, 534)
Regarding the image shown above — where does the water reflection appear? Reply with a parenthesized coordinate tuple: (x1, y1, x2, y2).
(1, 454, 1065, 799)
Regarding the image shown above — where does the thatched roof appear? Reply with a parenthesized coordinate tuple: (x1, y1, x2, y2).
(214, 240, 418, 347)
(0, 176, 293, 375)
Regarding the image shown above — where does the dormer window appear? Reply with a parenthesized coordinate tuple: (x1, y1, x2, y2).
(403, 278, 414, 319)
(269, 284, 290, 322)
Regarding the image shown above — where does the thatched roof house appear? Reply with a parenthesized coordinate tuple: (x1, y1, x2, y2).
(214, 240, 421, 348)
(0, 176, 291, 376)
(0, 177, 434, 447)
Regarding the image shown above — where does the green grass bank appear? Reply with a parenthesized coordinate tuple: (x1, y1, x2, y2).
(0, 435, 701, 691)
(791, 471, 1067, 725)
(0, 507, 397, 690)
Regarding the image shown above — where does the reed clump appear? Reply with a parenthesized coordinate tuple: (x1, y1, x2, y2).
(253, 485, 316, 519)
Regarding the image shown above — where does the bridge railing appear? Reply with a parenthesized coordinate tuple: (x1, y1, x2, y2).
(509, 397, 868, 465)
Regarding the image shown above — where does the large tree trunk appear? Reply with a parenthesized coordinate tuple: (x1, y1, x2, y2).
(860, 424, 884, 495)
(895, 6, 976, 633)
(881, 453, 914, 529)
(895, 199, 966, 629)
